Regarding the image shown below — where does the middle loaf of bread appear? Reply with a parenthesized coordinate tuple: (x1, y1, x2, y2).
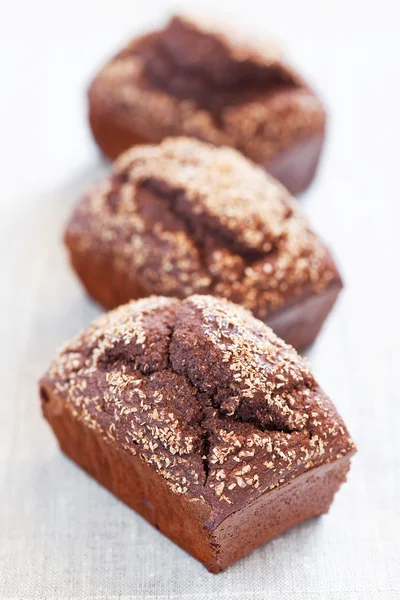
(65, 137, 342, 349)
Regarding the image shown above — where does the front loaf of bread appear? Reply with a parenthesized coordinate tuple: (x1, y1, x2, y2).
(65, 137, 342, 351)
(40, 295, 355, 572)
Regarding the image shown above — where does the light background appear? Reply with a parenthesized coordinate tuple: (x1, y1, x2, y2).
(0, 1, 399, 598)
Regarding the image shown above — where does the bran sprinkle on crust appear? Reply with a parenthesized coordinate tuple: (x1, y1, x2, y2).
(67, 137, 336, 320)
(89, 15, 325, 163)
(41, 295, 355, 516)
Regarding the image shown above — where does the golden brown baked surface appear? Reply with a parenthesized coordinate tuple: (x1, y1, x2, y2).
(66, 137, 340, 330)
(88, 15, 326, 193)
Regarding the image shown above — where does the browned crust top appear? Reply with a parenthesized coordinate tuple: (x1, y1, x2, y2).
(88, 15, 326, 163)
(66, 137, 338, 320)
(41, 295, 355, 523)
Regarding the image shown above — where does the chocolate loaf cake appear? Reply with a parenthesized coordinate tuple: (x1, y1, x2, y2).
(65, 137, 342, 351)
(88, 15, 326, 194)
(40, 295, 356, 572)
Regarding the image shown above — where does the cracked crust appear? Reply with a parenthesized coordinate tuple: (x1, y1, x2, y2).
(65, 137, 342, 349)
(88, 15, 326, 193)
(40, 295, 355, 524)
